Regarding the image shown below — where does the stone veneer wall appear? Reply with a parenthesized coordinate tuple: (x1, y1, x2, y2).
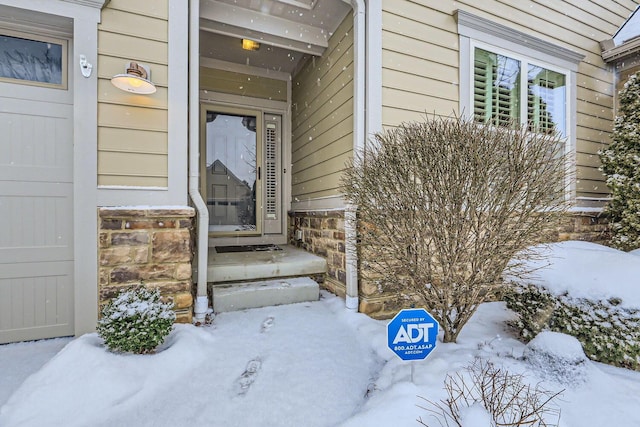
(358, 211, 611, 319)
(288, 210, 346, 296)
(555, 211, 609, 244)
(289, 210, 610, 319)
(98, 207, 195, 323)
(289, 209, 609, 319)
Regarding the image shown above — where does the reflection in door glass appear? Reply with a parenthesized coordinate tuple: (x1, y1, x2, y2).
(206, 112, 257, 232)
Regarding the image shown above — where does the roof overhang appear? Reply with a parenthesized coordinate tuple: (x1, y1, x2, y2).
(199, 0, 351, 74)
(601, 36, 640, 65)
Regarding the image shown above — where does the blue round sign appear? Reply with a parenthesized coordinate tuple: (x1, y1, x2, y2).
(387, 308, 439, 361)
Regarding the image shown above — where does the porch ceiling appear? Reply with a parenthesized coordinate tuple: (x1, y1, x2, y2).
(200, 0, 351, 74)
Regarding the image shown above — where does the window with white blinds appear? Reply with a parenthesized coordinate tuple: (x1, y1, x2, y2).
(473, 47, 567, 137)
(474, 49, 521, 127)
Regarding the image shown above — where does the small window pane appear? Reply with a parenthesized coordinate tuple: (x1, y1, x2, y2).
(474, 48, 521, 127)
(0, 33, 63, 85)
(527, 65, 566, 137)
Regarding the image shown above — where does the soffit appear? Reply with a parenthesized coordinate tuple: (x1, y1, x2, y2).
(200, 0, 351, 75)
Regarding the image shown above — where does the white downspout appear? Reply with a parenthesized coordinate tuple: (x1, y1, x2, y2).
(188, 0, 210, 322)
(343, 0, 365, 311)
(345, 203, 358, 311)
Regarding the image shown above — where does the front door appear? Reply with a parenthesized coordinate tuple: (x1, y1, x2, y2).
(202, 106, 283, 239)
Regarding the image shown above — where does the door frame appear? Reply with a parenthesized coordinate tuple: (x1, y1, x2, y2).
(200, 91, 291, 246)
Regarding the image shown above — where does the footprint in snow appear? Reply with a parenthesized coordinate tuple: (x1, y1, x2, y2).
(260, 316, 275, 333)
(236, 357, 262, 395)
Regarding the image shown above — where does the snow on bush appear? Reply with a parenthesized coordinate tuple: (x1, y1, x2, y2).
(417, 358, 562, 427)
(598, 71, 640, 251)
(505, 241, 640, 370)
(97, 286, 176, 354)
(459, 403, 492, 427)
(523, 331, 590, 386)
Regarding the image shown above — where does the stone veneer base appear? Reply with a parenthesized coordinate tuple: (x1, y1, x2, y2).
(290, 209, 611, 320)
(359, 211, 612, 319)
(288, 210, 347, 298)
(98, 207, 196, 323)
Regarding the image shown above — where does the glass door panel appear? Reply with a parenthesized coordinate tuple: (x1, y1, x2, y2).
(205, 111, 259, 233)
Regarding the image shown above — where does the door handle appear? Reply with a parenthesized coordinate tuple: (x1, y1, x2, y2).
(258, 166, 261, 180)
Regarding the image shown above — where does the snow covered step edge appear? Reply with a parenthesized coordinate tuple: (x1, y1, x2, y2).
(212, 277, 320, 313)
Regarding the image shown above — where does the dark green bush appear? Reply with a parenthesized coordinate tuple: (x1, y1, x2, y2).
(505, 283, 640, 370)
(97, 286, 176, 354)
(599, 71, 640, 251)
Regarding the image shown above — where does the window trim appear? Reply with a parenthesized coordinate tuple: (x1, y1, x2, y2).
(456, 9, 583, 204)
(456, 10, 584, 70)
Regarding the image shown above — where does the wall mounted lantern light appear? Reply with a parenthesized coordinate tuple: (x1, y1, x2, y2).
(110, 61, 156, 94)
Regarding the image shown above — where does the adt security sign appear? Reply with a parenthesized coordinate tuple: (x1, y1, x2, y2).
(387, 308, 439, 361)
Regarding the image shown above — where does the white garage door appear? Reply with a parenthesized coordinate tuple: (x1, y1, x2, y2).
(0, 29, 74, 343)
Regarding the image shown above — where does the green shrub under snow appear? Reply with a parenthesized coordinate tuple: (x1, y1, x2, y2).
(505, 284, 640, 370)
(97, 286, 176, 354)
(599, 71, 640, 251)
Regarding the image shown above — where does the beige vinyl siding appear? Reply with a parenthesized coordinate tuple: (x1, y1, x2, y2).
(381, 0, 636, 202)
(200, 67, 287, 101)
(291, 12, 354, 201)
(97, 0, 169, 187)
(381, 4, 460, 124)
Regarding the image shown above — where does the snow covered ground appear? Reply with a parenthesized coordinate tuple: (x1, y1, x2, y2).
(2, 242, 640, 427)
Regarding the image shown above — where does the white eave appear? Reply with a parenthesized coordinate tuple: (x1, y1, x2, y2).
(200, 0, 337, 56)
(601, 5, 640, 64)
(601, 35, 640, 63)
(61, 0, 109, 8)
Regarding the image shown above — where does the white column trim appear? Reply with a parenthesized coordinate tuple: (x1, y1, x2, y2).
(366, 0, 382, 138)
(167, 0, 188, 206)
(72, 9, 101, 337)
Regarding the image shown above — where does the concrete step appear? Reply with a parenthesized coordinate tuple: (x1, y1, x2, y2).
(207, 245, 327, 284)
(211, 277, 320, 313)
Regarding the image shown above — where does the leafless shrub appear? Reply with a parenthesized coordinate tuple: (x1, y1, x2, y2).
(341, 115, 570, 342)
(417, 358, 563, 427)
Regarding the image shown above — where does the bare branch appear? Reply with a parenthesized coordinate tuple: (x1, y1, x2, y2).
(341, 115, 570, 342)
(417, 359, 563, 426)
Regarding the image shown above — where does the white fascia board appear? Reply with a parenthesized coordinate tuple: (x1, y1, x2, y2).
(61, 0, 108, 8)
(200, 57, 291, 81)
(201, 0, 328, 50)
(602, 37, 640, 63)
(200, 21, 325, 56)
(275, 0, 316, 11)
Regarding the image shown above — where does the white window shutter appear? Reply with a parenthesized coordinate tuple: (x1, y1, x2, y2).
(263, 116, 282, 234)
(473, 54, 490, 123)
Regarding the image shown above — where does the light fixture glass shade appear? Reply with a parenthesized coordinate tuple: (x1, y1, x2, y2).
(242, 39, 260, 51)
(111, 62, 156, 94)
